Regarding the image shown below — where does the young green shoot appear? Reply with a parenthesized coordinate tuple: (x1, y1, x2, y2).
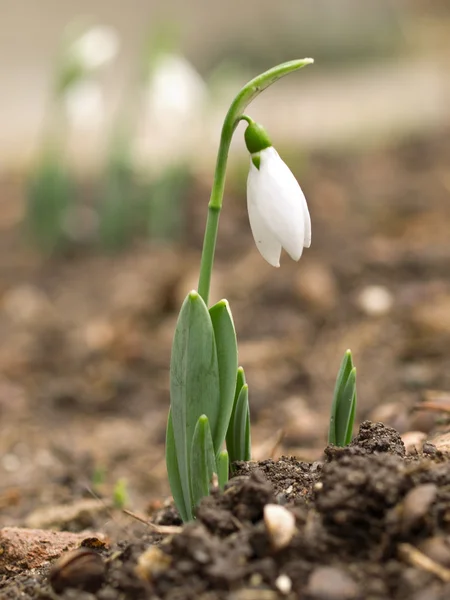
(328, 349, 357, 447)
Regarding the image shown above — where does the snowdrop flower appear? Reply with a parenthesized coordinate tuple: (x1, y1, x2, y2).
(70, 25, 120, 71)
(146, 53, 207, 120)
(245, 120, 311, 267)
(64, 80, 104, 128)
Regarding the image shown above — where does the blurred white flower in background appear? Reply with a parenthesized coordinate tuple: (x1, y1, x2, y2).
(136, 53, 208, 170)
(70, 25, 120, 71)
(146, 54, 207, 120)
(64, 80, 104, 128)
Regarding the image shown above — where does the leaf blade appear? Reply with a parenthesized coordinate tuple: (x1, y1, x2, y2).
(217, 450, 229, 490)
(226, 367, 246, 463)
(165, 409, 191, 522)
(335, 367, 357, 447)
(169, 290, 220, 518)
(190, 415, 216, 510)
(328, 350, 354, 445)
(209, 300, 238, 453)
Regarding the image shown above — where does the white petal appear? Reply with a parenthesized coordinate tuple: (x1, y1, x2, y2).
(64, 81, 103, 127)
(247, 162, 282, 267)
(147, 54, 207, 120)
(302, 192, 311, 248)
(256, 147, 307, 261)
(71, 26, 120, 70)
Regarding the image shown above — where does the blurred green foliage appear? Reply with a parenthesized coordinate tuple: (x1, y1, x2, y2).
(25, 23, 193, 256)
(26, 156, 74, 254)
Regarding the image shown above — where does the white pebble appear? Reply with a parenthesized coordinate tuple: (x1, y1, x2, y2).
(2, 453, 21, 472)
(275, 574, 292, 595)
(357, 285, 393, 316)
(263, 504, 296, 550)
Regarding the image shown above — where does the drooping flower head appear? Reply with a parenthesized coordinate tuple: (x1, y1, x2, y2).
(244, 120, 311, 267)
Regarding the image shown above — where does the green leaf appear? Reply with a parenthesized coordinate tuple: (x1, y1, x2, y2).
(226, 367, 246, 462)
(217, 450, 229, 490)
(328, 350, 354, 446)
(334, 366, 357, 446)
(190, 415, 216, 510)
(209, 300, 238, 454)
(230, 384, 250, 463)
(165, 409, 191, 522)
(26, 158, 73, 254)
(342, 372, 357, 446)
(244, 399, 251, 461)
(170, 290, 220, 518)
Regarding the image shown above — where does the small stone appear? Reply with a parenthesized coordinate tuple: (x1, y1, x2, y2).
(422, 442, 437, 455)
(429, 431, 450, 453)
(294, 261, 338, 312)
(307, 566, 360, 600)
(49, 548, 106, 594)
(401, 431, 427, 454)
(1, 453, 21, 472)
(275, 573, 292, 595)
(83, 319, 115, 351)
(230, 590, 279, 600)
(135, 546, 172, 581)
(419, 536, 450, 568)
(2, 285, 54, 325)
(263, 504, 296, 551)
(401, 484, 438, 532)
(357, 285, 393, 316)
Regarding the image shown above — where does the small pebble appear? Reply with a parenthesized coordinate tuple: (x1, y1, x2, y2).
(49, 548, 105, 594)
(135, 546, 172, 581)
(307, 566, 360, 600)
(263, 504, 296, 551)
(401, 431, 427, 454)
(419, 536, 450, 568)
(275, 573, 292, 595)
(422, 442, 437, 455)
(401, 484, 437, 532)
(357, 285, 393, 316)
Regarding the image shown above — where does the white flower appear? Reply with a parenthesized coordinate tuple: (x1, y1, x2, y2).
(64, 81, 104, 127)
(146, 54, 207, 120)
(247, 146, 311, 267)
(70, 26, 120, 71)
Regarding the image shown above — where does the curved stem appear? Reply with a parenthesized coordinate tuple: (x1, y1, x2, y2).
(197, 58, 313, 305)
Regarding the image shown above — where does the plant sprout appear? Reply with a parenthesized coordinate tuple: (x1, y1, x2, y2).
(328, 349, 357, 447)
(165, 59, 315, 522)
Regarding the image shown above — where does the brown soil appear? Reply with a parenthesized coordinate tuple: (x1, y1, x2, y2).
(1, 131, 450, 598)
(2, 422, 450, 599)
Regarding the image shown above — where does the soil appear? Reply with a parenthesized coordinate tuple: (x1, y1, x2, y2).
(2, 422, 450, 599)
(1, 131, 450, 598)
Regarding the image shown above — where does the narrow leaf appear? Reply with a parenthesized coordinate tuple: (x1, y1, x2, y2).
(335, 367, 357, 447)
(343, 378, 357, 446)
(209, 300, 238, 453)
(190, 415, 216, 510)
(217, 450, 229, 490)
(328, 350, 353, 445)
(165, 409, 191, 522)
(226, 367, 246, 462)
(170, 291, 220, 518)
(231, 384, 249, 462)
(244, 398, 251, 461)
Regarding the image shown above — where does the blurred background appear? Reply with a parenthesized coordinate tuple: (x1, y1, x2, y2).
(1, 0, 450, 524)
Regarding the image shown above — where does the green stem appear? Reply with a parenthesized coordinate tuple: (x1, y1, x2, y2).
(197, 58, 313, 305)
